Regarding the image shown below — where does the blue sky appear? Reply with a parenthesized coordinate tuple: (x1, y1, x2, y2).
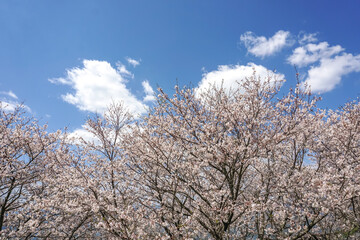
(0, 0, 360, 135)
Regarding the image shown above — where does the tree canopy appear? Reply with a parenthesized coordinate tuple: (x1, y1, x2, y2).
(1, 74, 360, 239)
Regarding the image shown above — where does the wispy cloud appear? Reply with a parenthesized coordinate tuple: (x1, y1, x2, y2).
(126, 57, 140, 67)
(298, 32, 318, 45)
(142, 80, 156, 102)
(240, 30, 292, 58)
(1, 90, 18, 99)
(116, 62, 134, 79)
(196, 63, 285, 96)
(0, 90, 18, 99)
(49, 59, 150, 116)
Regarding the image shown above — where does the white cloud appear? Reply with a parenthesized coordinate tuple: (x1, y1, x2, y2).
(142, 80, 156, 102)
(0, 100, 31, 112)
(50, 59, 148, 116)
(0, 91, 30, 112)
(116, 62, 134, 79)
(0, 101, 17, 111)
(288, 41, 344, 67)
(240, 30, 292, 58)
(49, 77, 72, 85)
(287, 40, 360, 93)
(304, 53, 360, 93)
(196, 63, 285, 96)
(67, 125, 99, 145)
(68, 121, 134, 145)
(0, 90, 18, 99)
(126, 57, 140, 67)
(298, 32, 318, 45)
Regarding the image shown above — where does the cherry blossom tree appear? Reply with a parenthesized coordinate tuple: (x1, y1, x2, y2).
(24, 102, 146, 239)
(0, 103, 62, 238)
(310, 100, 360, 238)
(124, 74, 359, 239)
(1, 72, 359, 239)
